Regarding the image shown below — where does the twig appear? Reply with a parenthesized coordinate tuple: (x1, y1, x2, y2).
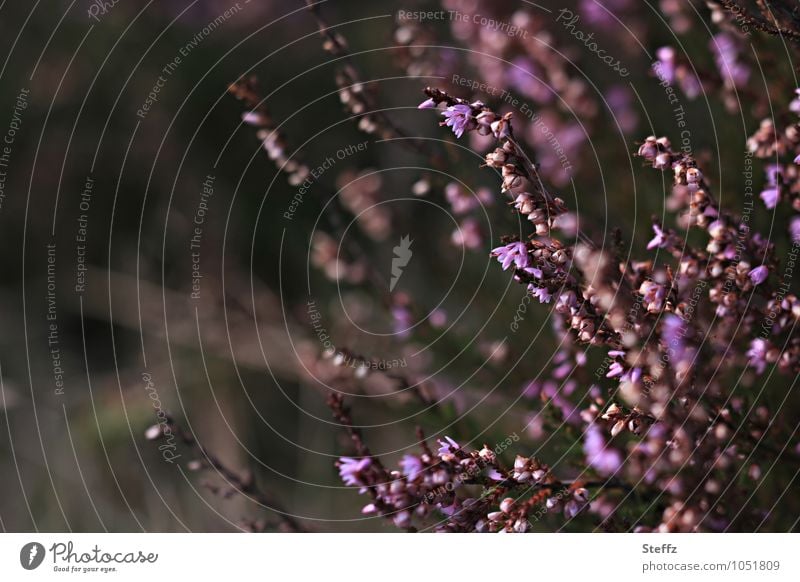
(149, 416, 308, 532)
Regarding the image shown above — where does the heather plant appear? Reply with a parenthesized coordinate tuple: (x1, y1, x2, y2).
(326, 2, 798, 533)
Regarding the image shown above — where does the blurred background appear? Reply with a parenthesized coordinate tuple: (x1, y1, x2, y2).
(0, 0, 797, 532)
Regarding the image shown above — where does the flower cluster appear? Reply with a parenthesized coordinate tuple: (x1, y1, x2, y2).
(334, 422, 612, 532)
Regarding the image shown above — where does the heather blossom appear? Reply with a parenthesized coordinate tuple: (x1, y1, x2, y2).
(491, 241, 530, 271)
(583, 425, 623, 476)
(748, 265, 769, 285)
(400, 454, 423, 482)
(437, 436, 460, 459)
(338, 457, 371, 487)
(529, 285, 553, 304)
(647, 224, 668, 250)
(746, 339, 770, 374)
(318, 1, 800, 535)
(441, 103, 475, 138)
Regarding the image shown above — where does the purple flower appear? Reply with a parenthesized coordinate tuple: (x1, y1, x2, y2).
(491, 242, 529, 271)
(711, 33, 749, 87)
(522, 266, 543, 279)
(418, 98, 437, 109)
(655, 46, 676, 85)
(392, 305, 413, 339)
(522, 380, 542, 399)
(581, 0, 632, 26)
(400, 454, 423, 481)
(790, 216, 800, 243)
(556, 291, 578, 313)
(487, 469, 505, 481)
(606, 85, 638, 133)
(748, 265, 769, 285)
(678, 74, 703, 99)
(791, 89, 800, 114)
(639, 280, 667, 313)
(552, 361, 572, 380)
(445, 182, 477, 215)
(606, 362, 624, 378)
(507, 57, 550, 103)
(437, 436, 460, 458)
(760, 187, 780, 209)
(583, 425, 623, 476)
(338, 457, 371, 487)
(662, 314, 690, 367)
(765, 164, 782, 186)
(794, 153, 800, 165)
(647, 224, 667, 250)
(441, 104, 474, 138)
(621, 367, 643, 384)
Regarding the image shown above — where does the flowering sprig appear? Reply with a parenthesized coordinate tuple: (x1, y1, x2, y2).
(413, 80, 800, 533)
(421, 87, 569, 237)
(330, 395, 627, 532)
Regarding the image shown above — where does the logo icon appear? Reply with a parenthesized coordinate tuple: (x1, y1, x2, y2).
(389, 235, 413, 291)
(20, 542, 45, 570)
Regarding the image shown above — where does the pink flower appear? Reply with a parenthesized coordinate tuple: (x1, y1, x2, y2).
(606, 362, 624, 378)
(748, 265, 768, 285)
(338, 457, 371, 487)
(491, 242, 529, 271)
(529, 285, 552, 304)
(437, 436, 460, 458)
(583, 425, 623, 476)
(441, 104, 475, 138)
(647, 224, 667, 250)
(760, 187, 780, 209)
(747, 339, 770, 374)
(400, 454, 423, 481)
(790, 216, 800, 243)
(655, 46, 676, 84)
(639, 280, 667, 313)
(445, 182, 477, 215)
